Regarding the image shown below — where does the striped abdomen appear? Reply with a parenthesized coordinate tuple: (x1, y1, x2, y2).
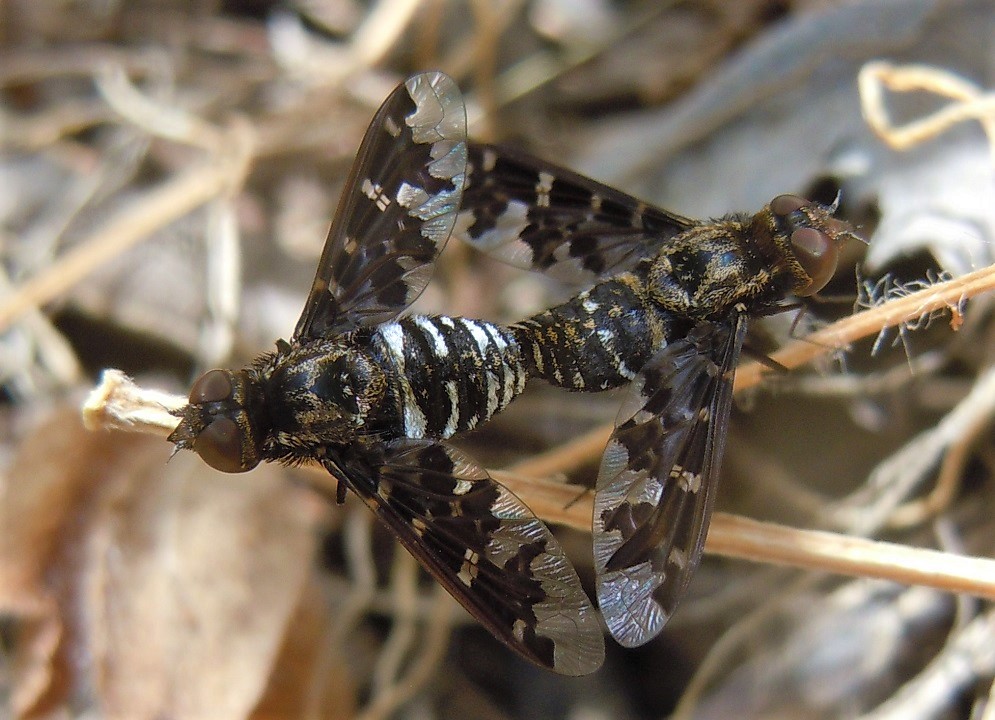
(511, 273, 679, 391)
(371, 315, 527, 439)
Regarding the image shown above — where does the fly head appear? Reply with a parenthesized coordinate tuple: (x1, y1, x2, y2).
(759, 194, 862, 297)
(168, 369, 266, 473)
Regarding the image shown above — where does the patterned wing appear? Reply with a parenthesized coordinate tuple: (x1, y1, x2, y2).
(293, 72, 467, 340)
(593, 313, 747, 648)
(328, 439, 605, 675)
(453, 142, 693, 284)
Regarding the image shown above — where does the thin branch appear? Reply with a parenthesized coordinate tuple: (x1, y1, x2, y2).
(734, 262, 994, 391)
(491, 469, 995, 602)
(858, 60, 995, 164)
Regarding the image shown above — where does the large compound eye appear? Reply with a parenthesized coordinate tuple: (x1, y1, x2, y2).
(770, 194, 841, 296)
(189, 369, 232, 404)
(770, 194, 809, 217)
(193, 417, 251, 473)
(791, 226, 838, 296)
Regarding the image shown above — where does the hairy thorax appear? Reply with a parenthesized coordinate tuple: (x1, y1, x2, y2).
(259, 337, 388, 459)
(645, 218, 787, 319)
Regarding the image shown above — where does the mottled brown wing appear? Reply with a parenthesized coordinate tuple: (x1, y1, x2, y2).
(293, 72, 467, 340)
(454, 142, 693, 285)
(593, 314, 747, 648)
(328, 439, 605, 675)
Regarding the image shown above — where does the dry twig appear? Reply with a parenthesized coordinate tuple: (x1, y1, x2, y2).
(859, 60, 995, 163)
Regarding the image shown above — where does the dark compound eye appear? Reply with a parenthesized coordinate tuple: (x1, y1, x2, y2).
(189, 369, 232, 404)
(790, 226, 839, 296)
(193, 417, 249, 473)
(768, 195, 842, 296)
(770, 194, 809, 217)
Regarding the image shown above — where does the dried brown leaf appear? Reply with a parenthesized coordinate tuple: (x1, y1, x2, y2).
(2, 407, 321, 719)
(84, 451, 317, 719)
(251, 575, 358, 720)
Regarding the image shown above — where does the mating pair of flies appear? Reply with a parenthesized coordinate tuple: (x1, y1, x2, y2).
(169, 72, 860, 675)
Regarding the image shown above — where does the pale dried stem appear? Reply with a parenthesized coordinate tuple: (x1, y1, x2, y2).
(888, 404, 993, 528)
(734, 263, 995, 391)
(1, 99, 114, 151)
(94, 65, 228, 151)
(672, 573, 824, 720)
(508, 424, 612, 479)
(859, 61, 995, 163)
(81, 368, 186, 434)
(491, 470, 995, 603)
(349, 0, 424, 72)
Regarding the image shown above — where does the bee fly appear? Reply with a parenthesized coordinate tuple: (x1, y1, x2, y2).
(456, 143, 862, 648)
(169, 74, 605, 675)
